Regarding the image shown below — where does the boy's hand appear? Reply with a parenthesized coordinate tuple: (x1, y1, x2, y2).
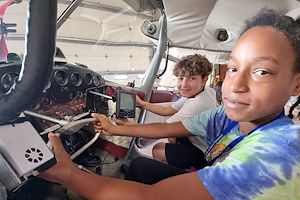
(91, 113, 114, 135)
(40, 133, 76, 184)
(136, 95, 145, 108)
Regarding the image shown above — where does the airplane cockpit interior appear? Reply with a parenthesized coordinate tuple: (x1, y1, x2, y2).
(0, 0, 300, 199)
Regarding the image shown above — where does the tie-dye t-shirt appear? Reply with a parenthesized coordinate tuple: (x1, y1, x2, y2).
(182, 106, 300, 200)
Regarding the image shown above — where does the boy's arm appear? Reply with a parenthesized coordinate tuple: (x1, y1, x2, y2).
(92, 113, 191, 138)
(137, 95, 177, 116)
(41, 133, 213, 200)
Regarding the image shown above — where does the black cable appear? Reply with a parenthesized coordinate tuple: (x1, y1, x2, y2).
(157, 42, 170, 79)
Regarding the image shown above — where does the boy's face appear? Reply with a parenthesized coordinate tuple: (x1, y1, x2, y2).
(222, 26, 300, 124)
(177, 72, 207, 98)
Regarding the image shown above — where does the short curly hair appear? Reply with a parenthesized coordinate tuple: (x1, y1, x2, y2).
(173, 54, 212, 77)
(241, 8, 300, 73)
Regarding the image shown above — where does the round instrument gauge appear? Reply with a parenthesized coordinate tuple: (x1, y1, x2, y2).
(54, 70, 68, 86)
(41, 97, 51, 107)
(71, 73, 82, 87)
(93, 75, 101, 86)
(84, 73, 92, 85)
(1, 72, 19, 93)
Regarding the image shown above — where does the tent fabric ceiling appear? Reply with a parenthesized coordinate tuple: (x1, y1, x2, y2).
(7, 0, 300, 53)
(163, 0, 300, 51)
(55, 0, 300, 52)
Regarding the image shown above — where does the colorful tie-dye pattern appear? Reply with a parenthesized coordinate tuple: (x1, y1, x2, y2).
(182, 107, 299, 199)
(199, 126, 300, 200)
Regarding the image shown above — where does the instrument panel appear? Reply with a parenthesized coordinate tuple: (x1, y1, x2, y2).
(0, 61, 108, 131)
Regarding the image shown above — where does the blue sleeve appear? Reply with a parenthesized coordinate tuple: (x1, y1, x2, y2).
(197, 126, 300, 200)
(182, 106, 231, 145)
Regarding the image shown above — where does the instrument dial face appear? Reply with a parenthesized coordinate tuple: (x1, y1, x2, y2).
(54, 70, 68, 86)
(71, 72, 82, 87)
(1, 72, 19, 93)
(84, 73, 92, 85)
(93, 75, 101, 86)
